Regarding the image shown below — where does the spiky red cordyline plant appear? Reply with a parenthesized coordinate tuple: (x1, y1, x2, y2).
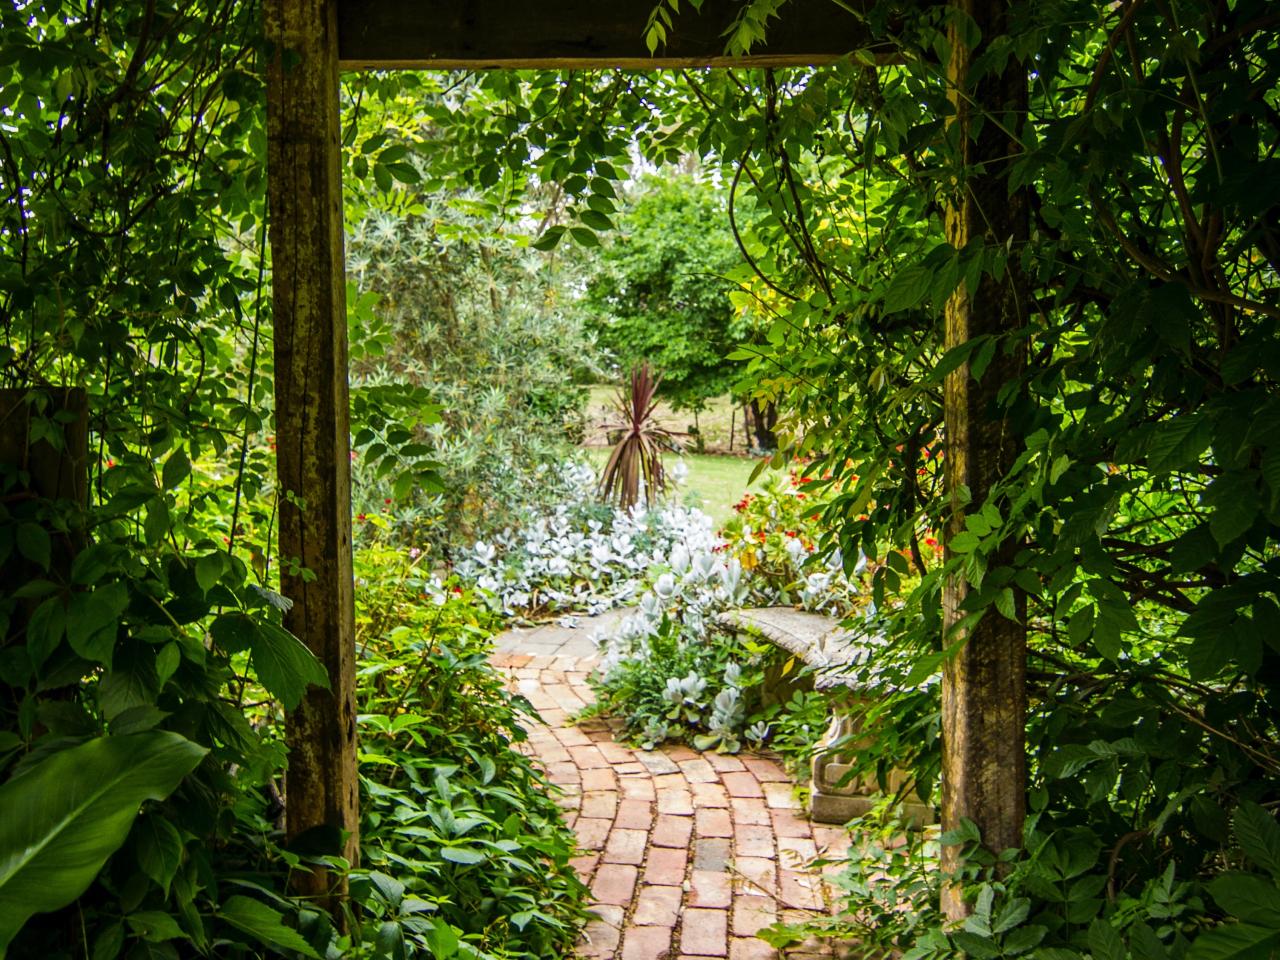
(598, 363, 675, 512)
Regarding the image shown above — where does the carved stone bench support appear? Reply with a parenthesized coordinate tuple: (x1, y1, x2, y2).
(809, 710, 935, 827)
(715, 606, 937, 829)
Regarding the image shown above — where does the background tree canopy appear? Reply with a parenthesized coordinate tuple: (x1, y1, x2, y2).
(584, 173, 750, 412)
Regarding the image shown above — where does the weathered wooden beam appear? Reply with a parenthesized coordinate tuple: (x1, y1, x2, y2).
(939, 0, 1029, 920)
(265, 0, 360, 902)
(337, 0, 893, 69)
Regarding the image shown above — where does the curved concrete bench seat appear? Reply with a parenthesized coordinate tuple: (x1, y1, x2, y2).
(714, 606, 936, 828)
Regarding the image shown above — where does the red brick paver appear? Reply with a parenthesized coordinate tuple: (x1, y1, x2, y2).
(491, 642, 846, 959)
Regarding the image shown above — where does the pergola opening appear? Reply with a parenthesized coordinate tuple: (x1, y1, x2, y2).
(266, 0, 1024, 921)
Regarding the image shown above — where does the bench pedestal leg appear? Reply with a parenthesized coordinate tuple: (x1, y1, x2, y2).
(808, 709, 936, 828)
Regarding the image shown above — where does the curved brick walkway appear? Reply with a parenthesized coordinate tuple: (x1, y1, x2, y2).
(491, 617, 850, 959)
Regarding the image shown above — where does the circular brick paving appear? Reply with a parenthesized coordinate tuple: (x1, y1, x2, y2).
(491, 619, 851, 959)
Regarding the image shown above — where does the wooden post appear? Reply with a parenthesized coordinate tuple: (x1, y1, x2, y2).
(264, 0, 359, 899)
(939, 0, 1029, 919)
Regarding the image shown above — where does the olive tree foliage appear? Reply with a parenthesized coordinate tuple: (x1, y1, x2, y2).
(583, 173, 752, 412)
(422, 0, 1280, 952)
(337, 72, 605, 551)
(346, 198, 602, 550)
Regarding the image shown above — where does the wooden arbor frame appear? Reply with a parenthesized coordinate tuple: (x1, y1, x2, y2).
(264, 0, 1027, 917)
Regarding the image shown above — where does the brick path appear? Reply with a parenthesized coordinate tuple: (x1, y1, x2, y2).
(491, 617, 851, 959)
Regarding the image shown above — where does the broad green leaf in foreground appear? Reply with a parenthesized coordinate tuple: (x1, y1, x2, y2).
(0, 732, 207, 955)
(219, 895, 322, 959)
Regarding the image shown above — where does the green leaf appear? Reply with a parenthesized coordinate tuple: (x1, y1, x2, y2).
(992, 896, 1031, 934)
(1234, 803, 1280, 880)
(25, 596, 66, 671)
(1262, 448, 1280, 511)
(210, 613, 255, 653)
(952, 931, 1002, 959)
(1067, 605, 1095, 648)
(531, 226, 564, 251)
(0, 733, 206, 953)
(91, 922, 124, 960)
(883, 265, 930, 314)
(155, 643, 181, 686)
(110, 705, 169, 736)
(1188, 923, 1280, 960)
(66, 583, 129, 666)
(1147, 414, 1213, 473)
(134, 815, 184, 897)
(194, 554, 223, 594)
(16, 524, 50, 572)
(219, 896, 321, 959)
(579, 209, 614, 231)
(994, 587, 1018, 622)
(1208, 872, 1280, 926)
(1207, 473, 1259, 547)
(249, 622, 330, 710)
(126, 910, 186, 943)
(161, 449, 190, 490)
(440, 846, 485, 864)
(424, 918, 459, 958)
(1088, 919, 1126, 960)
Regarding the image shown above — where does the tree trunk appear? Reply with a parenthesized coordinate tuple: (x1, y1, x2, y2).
(264, 0, 360, 907)
(749, 398, 778, 451)
(939, 0, 1030, 920)
(1, 386, 89, 658)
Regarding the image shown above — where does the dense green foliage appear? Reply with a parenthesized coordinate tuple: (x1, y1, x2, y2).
(352, 550, 588, 959)
(585, 174, 749, 411)
(0, 8, 589, 958)
(6, 0, 1280, 957)
(688, 1, 1280, 956)
(0, 5, 320, 955)
(346, 201, 598, 553)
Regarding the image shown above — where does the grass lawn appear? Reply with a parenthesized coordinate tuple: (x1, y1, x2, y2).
(580, 447, 774, 529)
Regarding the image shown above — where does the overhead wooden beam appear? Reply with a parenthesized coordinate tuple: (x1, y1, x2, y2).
(939, 0, 1029, 920)
(265, 0, 360, 904)
(337, 0, 892, 69)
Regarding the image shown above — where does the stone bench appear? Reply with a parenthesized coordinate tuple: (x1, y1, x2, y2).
(714, 606, 935, 828)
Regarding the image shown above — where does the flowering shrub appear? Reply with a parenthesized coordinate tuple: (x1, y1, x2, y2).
(719, 470, 866, 615)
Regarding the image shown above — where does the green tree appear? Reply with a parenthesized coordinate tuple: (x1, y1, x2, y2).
(347, 198, 602, 550)
(585, 174, 751, 414)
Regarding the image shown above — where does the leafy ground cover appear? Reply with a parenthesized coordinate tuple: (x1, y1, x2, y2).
(352, 548, 587, 960)
(446, 464, 870, 780)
